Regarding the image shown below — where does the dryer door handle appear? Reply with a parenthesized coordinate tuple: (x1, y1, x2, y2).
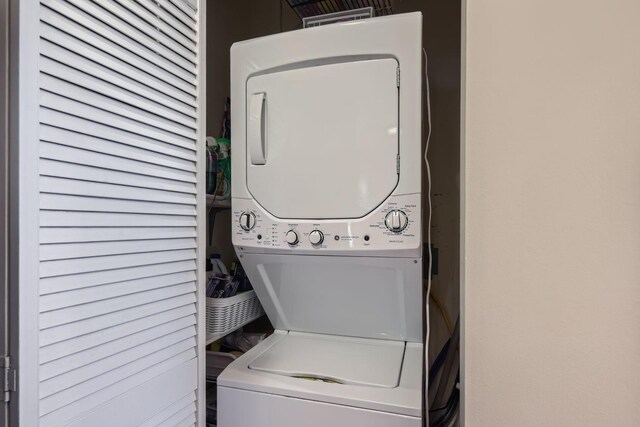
(248, 92, 267, 165)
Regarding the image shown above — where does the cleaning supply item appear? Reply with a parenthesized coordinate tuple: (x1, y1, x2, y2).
(221, 97, 231, 139)
(215, 138, 231, 199)
(209, 254, 228, 275)
(205, 137, 219, 194)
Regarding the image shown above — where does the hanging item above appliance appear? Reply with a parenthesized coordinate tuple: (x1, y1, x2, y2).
(286, 0, 393, 22)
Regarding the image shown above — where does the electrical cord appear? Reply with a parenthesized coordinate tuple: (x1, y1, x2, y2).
(431, 372, 460, 427)
(429, 287, 453, 335)
(423, 47, 433, 425)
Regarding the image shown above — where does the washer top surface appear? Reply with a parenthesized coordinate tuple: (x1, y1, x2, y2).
(249, 332, 405, 388)
(218, 330, 423, 417)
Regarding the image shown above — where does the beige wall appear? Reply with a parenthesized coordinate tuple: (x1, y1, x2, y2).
(463, 0, 640, 425)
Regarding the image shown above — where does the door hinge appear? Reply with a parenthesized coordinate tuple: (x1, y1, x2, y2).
(396, 67, 400, 87)
(396, 154, 400, 173)
(1, 356, 16, 403)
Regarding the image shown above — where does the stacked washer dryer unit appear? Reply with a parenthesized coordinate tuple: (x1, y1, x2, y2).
(218, 12, 424, 427)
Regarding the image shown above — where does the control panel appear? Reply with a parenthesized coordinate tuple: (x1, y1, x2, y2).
(232, 193, 421, 256)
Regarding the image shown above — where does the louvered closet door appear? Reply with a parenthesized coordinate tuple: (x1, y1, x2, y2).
(17, 0, 205, 425)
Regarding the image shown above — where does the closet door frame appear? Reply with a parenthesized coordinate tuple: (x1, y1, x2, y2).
(0, 0, 10, 421)
(8, 0, 207, 424)
(195, 0, 207, 424)
(10, 0, 40, 424)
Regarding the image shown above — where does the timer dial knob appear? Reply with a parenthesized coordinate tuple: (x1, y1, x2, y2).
(385, 210, 408, 232)
(285, 230, 299, 245)
(239, 212, 256, 231)
(309, 230, 324, 245)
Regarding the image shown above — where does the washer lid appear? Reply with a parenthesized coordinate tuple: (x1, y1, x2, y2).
(248, 332, 406, 388)
(246, 58, 399, 220)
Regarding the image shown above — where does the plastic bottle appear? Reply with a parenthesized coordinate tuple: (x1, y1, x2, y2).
(206, 137, 219, 194)
(215, 138, 231, 199)
(209, 254, 228, 275)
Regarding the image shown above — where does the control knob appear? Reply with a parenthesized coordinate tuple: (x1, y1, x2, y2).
(385, 210, 408, 232)
(285, 230, 299, 245)
(239, 212, 256, 231)
(309, 230, 324, 245)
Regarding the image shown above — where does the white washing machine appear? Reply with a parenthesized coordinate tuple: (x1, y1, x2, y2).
(218, 12, 424, 427)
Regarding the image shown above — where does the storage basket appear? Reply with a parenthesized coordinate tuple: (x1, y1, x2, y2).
(205, 290, 264, 337)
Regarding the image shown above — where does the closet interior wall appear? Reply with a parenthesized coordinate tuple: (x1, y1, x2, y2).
(395, 0, 462, 378)
(205, 0, 462, 393)
(205, 0, 299, 268)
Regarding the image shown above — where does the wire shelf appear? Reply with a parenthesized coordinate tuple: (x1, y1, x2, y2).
(286, 0, 393, 19)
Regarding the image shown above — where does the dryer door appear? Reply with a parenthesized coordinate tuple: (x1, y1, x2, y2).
(246, 58, 399, 220)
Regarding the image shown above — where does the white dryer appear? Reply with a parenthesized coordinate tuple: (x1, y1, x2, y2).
(218, 12, 424, 427)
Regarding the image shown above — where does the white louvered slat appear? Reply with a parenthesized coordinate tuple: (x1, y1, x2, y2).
(139, 393, 196, 427)
(40, 316, 196, 378)
(40, 271, 196, 311)
(39, 330, 196, 398)
(40, 142, 197, 183)
(111, 0, 196, 48)
(40, 194, 196, 217)
(40, 249, 196, 278)
(95, 0, 196, 65)
(39, 16, 196, 97)
(40, 39, 197, 119)
(40, 239, 197, 261)
(42, 0, 196, 79)
(40, 260, 197, 294)
(40, 113, 196, 162)
(160, 405, 198, 427)
(40, 89, 197, 142)
(40, 282, 196, 328)
(170, 0, 198, 16)
(40, 194, 197, 217)
(63, 363, 197, 427)
(39, 104, 195, 158)
(39, 226, 197, 244)
(40, 176, 196, 204)
(40, 293, 196, 346)
(40, 211, 197, 227)
(40, 305, 196, 363)
(39, 160, 197, 195)
(67, 0, 197, 65)
(154, 0, 197, 32)
(137, 0, 197, 41)
(42, 358, 197, 426)
(39, 347, 196, 418)
(40, 57, 196, 128)
(39, 27, 196, 107)
(24, 0, 204, 424)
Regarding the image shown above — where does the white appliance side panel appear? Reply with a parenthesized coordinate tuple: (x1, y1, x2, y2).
(240, 254, 422, 342)
(217, 387, 421, 427)
(231, 13, 422, 200)
(15, 0, 206, 425)
(246, 58, 399, 219)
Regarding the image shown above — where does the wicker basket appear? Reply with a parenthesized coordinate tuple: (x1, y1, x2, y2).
(205, 290, 264, 337)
